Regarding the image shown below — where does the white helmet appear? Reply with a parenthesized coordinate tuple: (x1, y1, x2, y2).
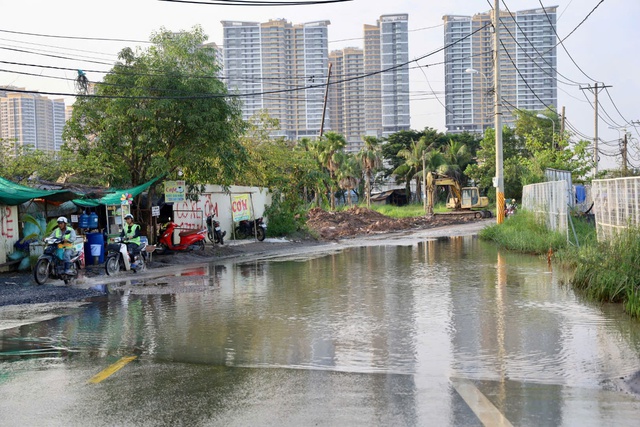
(124, 214, 134, 220)
(56, 216, 68, 223)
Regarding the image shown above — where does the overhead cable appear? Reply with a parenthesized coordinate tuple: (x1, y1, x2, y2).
(2, 22, 491, 100)
(537, 0, 603, 82)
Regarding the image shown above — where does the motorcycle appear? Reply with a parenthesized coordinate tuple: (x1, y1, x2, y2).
(505, 204, 517, 218)
(155, 220, 206, 254)
(235, 217, 267, 241)
(206, 215, 226, 245)
(33, 237, 84, 285)
(105, 237, 148, 275)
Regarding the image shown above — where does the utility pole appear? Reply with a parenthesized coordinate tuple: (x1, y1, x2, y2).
(319, 62, 333, 138)
(580, 83, 612, 177)
(494, 0, 504, 224)
(622, 131, 628, 175)
(560, 106, 565, 136)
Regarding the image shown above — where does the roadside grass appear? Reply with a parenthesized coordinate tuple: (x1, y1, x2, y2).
(571, 227, 640, 318)
(479, 210, 567, 254)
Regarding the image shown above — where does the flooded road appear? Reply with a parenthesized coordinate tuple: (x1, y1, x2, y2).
(1, 234, 640, 426)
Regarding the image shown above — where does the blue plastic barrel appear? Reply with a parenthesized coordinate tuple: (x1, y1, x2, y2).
(89, 212, 99, 229)
(79, 212, 90, 229)
(85, 232, 105, 264)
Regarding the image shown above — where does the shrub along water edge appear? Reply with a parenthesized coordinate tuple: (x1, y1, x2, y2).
(571, 227, 640, 318)
(480, 210, 640, 318)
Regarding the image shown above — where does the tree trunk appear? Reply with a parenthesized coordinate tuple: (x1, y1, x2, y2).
(365, 169, 371, 207)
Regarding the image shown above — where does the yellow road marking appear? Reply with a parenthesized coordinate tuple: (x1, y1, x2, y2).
(88, 356, 137, 384)
(451, 377, 514, 427)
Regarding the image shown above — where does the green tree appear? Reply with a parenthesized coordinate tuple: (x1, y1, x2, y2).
(395, 139, 429, 202)
(441, 139, 472, 183)
(381, 130, 425, 178)
(356, 136, 383, 207)
(337, 153, 361, 207)
(0, 144, 61, 183)
(314, 131, 346, 210)
(64, 26, 247, 191)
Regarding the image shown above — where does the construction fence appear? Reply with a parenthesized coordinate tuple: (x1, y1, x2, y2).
(522, 180, 570, 238)
(592, 177, 640, 241)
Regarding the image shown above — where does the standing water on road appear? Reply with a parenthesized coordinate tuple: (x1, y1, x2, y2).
(1, 235, 640, 426)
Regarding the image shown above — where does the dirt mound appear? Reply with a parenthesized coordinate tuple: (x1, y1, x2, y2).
(306, 207, 480, 240)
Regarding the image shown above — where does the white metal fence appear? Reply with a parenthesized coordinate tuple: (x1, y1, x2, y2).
(592, 177, 640, 241)
(522, 180, 569, 237)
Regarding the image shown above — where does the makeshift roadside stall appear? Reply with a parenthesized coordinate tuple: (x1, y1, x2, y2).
(71, 176, 163, 264)
(0, 176, 80, 271)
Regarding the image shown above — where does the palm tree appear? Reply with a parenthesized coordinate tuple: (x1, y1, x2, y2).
(315, 131, 346, 210)
(395, 139, 428, 202)
(441, 139, 472, 182)
(337, 154, 361, 207)
(356, 136, 383, 207)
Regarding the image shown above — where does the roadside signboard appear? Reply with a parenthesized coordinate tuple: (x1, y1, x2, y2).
(165, 180, 186, 203)
(151, 206, 160, 217)
(231, 194, 251, 221)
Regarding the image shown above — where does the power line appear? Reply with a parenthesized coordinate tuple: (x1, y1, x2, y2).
(1, 23, 492, 101)
(537, 0, 603, 82)
(0, 37, 118, 58)
(0, 46, 115, 66)
(500, 0, 585, 87)
(0, 49, 492, 91)
(0, 28, 151, 44)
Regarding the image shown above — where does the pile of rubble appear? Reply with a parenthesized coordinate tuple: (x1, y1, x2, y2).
(305, 207, 479, 240)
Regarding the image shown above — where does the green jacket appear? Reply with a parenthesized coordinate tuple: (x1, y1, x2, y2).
(121, 223, 141, 245)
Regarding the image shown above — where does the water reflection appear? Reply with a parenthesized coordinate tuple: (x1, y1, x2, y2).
(2, 237, 640, 425)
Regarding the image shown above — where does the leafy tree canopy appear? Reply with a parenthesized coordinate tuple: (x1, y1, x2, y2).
(63, 26, 247, 189)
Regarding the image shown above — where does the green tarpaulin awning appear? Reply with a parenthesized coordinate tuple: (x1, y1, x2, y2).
(72, 175, 164, 206)
(0, 176, 79, 206)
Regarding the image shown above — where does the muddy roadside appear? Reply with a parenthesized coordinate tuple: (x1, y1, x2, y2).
(0, 208, 491, 307)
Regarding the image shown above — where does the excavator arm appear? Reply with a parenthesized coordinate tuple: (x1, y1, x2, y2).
(426, 172, 488, 211)
(426, 172, 463, 210)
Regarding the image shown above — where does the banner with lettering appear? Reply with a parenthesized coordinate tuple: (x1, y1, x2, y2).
(165, 180, 186, 203)
(231, 194, 251, 221)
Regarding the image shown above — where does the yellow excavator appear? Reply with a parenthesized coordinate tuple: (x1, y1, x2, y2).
(426, 172, 492, 218)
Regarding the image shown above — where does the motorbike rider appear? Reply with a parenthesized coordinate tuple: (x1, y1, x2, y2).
(121, 214, 141, 266)
(50, 216, 77, 274)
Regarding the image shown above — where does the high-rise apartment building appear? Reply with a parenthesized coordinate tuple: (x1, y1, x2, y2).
(222, 19, 330, 140)
(201, 42, 224, 78)
(222, 15, 409, 148)
(378, 14, 410, 137)
(0, 87, 66, 153)
(443, 7, 557, 134)
(328, 47, 365, 151)
(328, 14, 410, 152)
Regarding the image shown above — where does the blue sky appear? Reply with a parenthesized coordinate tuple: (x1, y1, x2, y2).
(2, 0, 637, 170)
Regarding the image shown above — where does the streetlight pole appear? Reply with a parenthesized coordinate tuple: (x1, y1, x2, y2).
(536, 114, 555, 149)
(494, 0, 504, 224)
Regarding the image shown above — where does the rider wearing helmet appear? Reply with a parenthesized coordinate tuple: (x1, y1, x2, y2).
(50, 216, 77, 274)
(120, 214, 141, 264)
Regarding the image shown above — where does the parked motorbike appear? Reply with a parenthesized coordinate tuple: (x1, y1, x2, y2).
(105, 237, 148, 275)
(155, 220, 206, 254)
(206, 215, 226, 245)
(235, 217, 267, 241)
(33, 237, 84, 285)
